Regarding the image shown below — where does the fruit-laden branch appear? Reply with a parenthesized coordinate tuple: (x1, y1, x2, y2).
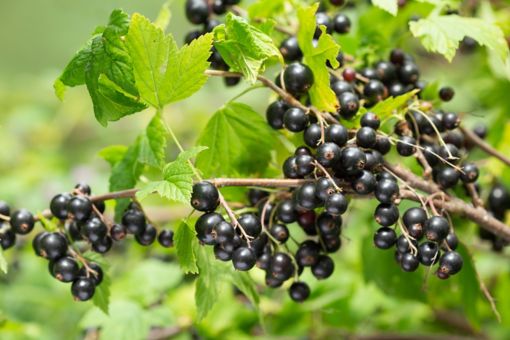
(460, 125, 510, 167)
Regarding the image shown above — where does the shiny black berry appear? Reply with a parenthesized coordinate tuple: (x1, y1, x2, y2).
(32, 232, 48, 257)
(375, 179, 400, 204)
(195, 212, 223, 245)
(424, 216, 449, 242)
(374, 227, 397, 249)
(332, 13, 351, 34)
(122, 209, 147, 235)
(352, 170, 376, 195)
(41, 232, 68, 260)
(402, 207, 427, 239)
(158, 229, 174, 248)
(280, 37, 303, 62)
(266, 100, 289, 130)
(396, 136, 416, 156)
(340, 147, 366, 175)
(0, 229, 16, 250)
(419, 242, 439, 266)
(435, 167, 459, 189)
(442, 112, 460, 130)
(50, 193, 72, 220)
(283, 63, 314, 96)
(185, 0, 209, 25)
(232, 247, 256, 271)
(439, 251, 463, 275)
(374, 203, 399, 227)
(439, 86, 455, 102)
(398, 62, 420, 84)
(400, 252, 420, 272)
(270, 224, 289, 243)
(289, 282, 310, 302)
(52, 256, 79, 282)
(79, 262, 103, 285)
(80, 217, 107, 243)
(74, 182, 91, 195)
(277, 200, 298, 223)
(311, 255, 334, 279)
(71, 277, 96, 301)
(110, 223, 127, 241)
(135, 224, 157, 246)
(10, 209, 35, 235)
(270, 252, 294, 281)
(304, 123, 322, 147)
(92, 236, 113, 253)
(360, 112, 381, 129)
(67, 196, 93, 222)
(460, 163, 479, 183)
(325, 192, 348, 215)
(238, 213, 262, 238)
(316, 142, 342, 167)
(325, 124, 348, 147)
(296, 240, 320, 267)
(356, 127, 377, 148)
(283, 107, 309, 132)
(338, 92, 359, 119)
(191, 181, 219, 212)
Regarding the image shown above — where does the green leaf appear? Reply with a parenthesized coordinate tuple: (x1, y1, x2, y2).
(229, 271, 259, 307)
(194, 243, 224, 320)
(248, 0, 286, 20)
(174, 221, 199, 274)
(214, 13, 283, 83)
(409, 14, 510, 62)
(370, 89, 419, 120)
(36, 214, 59, 232)
(372, 0, 398, 16)
(137, 113, 167, 169)
(99, 145, 128, 167)
(93, 271, 111, 315)
(195, 102, 278, 177)
(0, 247, 7, 274)
(154, 1, 171, 31)
(297, 4, 340, 112)
(126, 13, 213, 108)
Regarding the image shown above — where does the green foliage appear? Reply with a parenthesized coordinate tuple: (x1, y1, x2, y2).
(0, 248, 7, 274)
(214, 13, 283, 83)
(297, 4, 340, 112)
(248, 0, 286, 20)
(371, 89, 420, 119)
(84, 252, 111, 315)
(372, 0, 398, 16)
(137, 113, 167, 169)
(195, 102, 278, 177)
(174, 221, 199, 274)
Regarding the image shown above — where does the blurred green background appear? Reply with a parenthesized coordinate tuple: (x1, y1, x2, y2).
(1, 0, 510, 339)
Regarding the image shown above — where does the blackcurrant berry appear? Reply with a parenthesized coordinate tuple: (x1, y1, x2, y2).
(488, 184, 510, 214)
(400, 252, 420, 272)
(315, 12, 332, 38)
(444, 233, 458, 251)
(390, 48, 406, 65)
(460, 163, 479, 183)
(10, 209, 35, 235)
(212, 0, 227, 15)
(110, 223, 127, 241)
(41, 232, 68, 260)
(439, 251, 463, 275)
(375, 136, 392, 155)
(74, 182, 91, 195)
(342, 68, 356, 82)
(396, 136, 416, 156)
(424, 216, 449, 242)
(374, 227, 397, 249)
(375, 61, 397, 84)
(352, 170, 376, 195)
(332, 13, 351, 34)
(375, 179, 400, 204)
(374, 203, 399, 227)
(316, 142, 342, 167)
(283, 63, 314, 96)
(50, 193, 72, 220)
(322, 234, 342, 253)
(185, 0, 209, 25)
(419, 242, 439, 266)
(473, 124, 487, 139)
(71, 277, 96, 301)
(195, 212, 223, 245)
(52, 256, 79, 282)
(289, 282, 310, 302)
(270, 252, 294, 281)
(325, 124, 349, 147)
(283, 156, 300, 179)
(340, 147, 366, 175)
(158, 229, 174, 248)
(270, 224, 289, 243)
(79, 262, 103, 285)
(122, 209, 147, 235)
(396, 235, 417, 254)
(360, 112, 381, 130)
(276, 200, 298, 223)
(135, 224, 157, 246)
(303, 124, 322, 148)
(325, 192, 348, 215)
(232, 247, 256, 271)
(311, 255, 334, 279)
(435, 167, 459, 189)
(280, 37, 303, 62)
(439, 86, 455, 102)
(214, 243, 233, 261)
(67, 196, 93, 222)
(317, 212, 342, 237)
(331, 80, 354, 96)
(0, 229, 16, 250)
(0, 201, 10, 217)
(295, 183, 319, 210)
(266, 100, 288, 130)
(363, 80, 386, 105)
(402, 207, 427, 239)
(32, 231, 48, 257)
(80, 217, 107, 243)
(238, 213, 262, 238)
(398, 62, 420, 84)
(295, 154, 315, 177)
(296, 240, 320, 267)
(283, 107, 309, 132)
(92, 236, 113, 253)
(356, 127, 377, 148)
(191, 181, 219, 212)
(338, 92, 360, 119)
(442, 112, 460, 130)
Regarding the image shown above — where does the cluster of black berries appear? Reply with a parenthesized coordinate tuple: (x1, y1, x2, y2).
(481, 183, 510, 251)
(184, 0, 242, 87)
(1, 183, 175, 302)
(0, 201, 35, 251)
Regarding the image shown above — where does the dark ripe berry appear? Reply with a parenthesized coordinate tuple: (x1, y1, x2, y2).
(270, 252, 294, 281)
(66, 221, 82, 242)
(419, 242, 440, 266)
(424, 216, 450, 242)
(389, 82, 406, 97)
(283, 63, 314, 96)
(360, 67, 378, 80)
(460, 163, 479, 183)
(423, 144, 440, 167)
(333, 13, 351, 34)
(67, 196, 92, 222)
(356, 127, 377, 149)
(283, 156, 300, 179)
(304, 124, 322, 148)
(338, 92, 360, 119)
(298, 210, 317, 235)
(396, 235, 417, 254)
(365, 150, 384, 171)
(439, 251, 463, 275)
(191, 181, 219, 212)
(94, 200, 106, 215)
(266, 100, 288, 130)
(195, 212, 223, 245)
(41, 232, 68, 260)
(185, 0, 209, 25)
(331, 80, 354, 96)
(373, 227, 397, 249)
(439, 86, 455, 102)
(488, 184, 510, 213)
(473, 124, 487, 139)
(9, 209, 34, 235)
(184, 30, 202, 44)
(238, 213, 261, 238)
(265, 273, 284, 288)
(296, 240, 320, 266)
(398, 62, 420, 84)
(214, 244, 233, 261)
(78, 262, 103, 285)
(435, 167, 459, 189)
(315, 177, 338, 202)
(445, 233, 458, 251)
(312, 255, 334, 279)
(158, 229, 174, 248)
(257, 200, 275, 225)
(363, 80, 386, 105)
(232, 247, 256, 271)
(212, 0, 227, 15)
(316, 142, 342, 167)
(289, 282, 311, 302)
(209, 48, 228, 70)
(256, 252, 271, 270)
(325, 192, 348, 215)
(396, 136, 416, 156)
(325, 124, 348, 147)
(212, 221, 235, 244)
(375, 137, 391, 155)
(50, 193, 72, 220)
(402, 207, 427, 239)
(315, 12, 332, 38)
(204, 18, 221, 33)
(52, 256, 79, 282)
(360, 112, 381, 130)
(442, 112, 460, 130)
(122, 209, 147, 235)
(317, 212, 342, 237)
(342, 68, 356, 82)
(322, 234, 342, 253)
(224, 76, 241, 87)
(277, 200, 298, 223)
(32, 232, 48, 257)
(135, 224, 157, 246)
(330, 0, 345, 6)
(340, 147, 366, 175)
(251, 234, 268, 257)
(390, 49, 406, 65)
(224, 0, 240, 4)
(295, 146, 312, 157)
(283, 107, 309, 132)
(377, 171, 397, 182)
(0, 201, 10, 217)
(81, 217, 107, 243)
(352, 170, 376, 195)
(92, 236, 113, 253)
(280, 37, 303, 62)
(443, 131, 465, 149)
(74, 182, 91, 196)
(375, 179, 400, 204)
(295, 183, 319, 210)
(438, 144, 460, 163)
(375, 61, 397, 84)
(296, 154, 315, 177)
(0, 229, 16, 250)
(110, 223, 127, 241)
(400, 253, 420, 272)
(374, 203, 399, 227)
(270, 224, 289, 243)
(71, 277, 96, 301)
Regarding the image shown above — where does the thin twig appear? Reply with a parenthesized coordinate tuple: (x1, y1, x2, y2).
(460, 125, 510, 167)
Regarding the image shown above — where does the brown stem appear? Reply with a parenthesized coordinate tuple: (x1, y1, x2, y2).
(460, 125, 510, 167)
(218, 191, 252, 246)
(465, 183, 483, 208)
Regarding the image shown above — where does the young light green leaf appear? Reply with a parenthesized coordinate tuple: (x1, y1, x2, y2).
(372, 0, 398, 16)
(98, 145, 128, 167)
(229, 271, 259, 307)
(371, 89, 420, 119)
(92, 270, 111, 315)
(174, 221, 199, 274)
(194, 243, 224, 320)
(214, 13, 283, 83)
(154, 1, 171, 31)
(195, 102, 278, 177)
(36, 214, 59, 232)
(297, 4, 340, 112)
(137, 113, 167, 169)
(248, 0, 286, 20)
(409, 14, 509, 62)
(0, 247, 7, 274)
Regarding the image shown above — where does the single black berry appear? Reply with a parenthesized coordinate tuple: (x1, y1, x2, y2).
(266, 100, 288, 130)
(71, 277, 96, 301)
(375, 179, 400, 204)
(460, 163, 479, 183)
(0, 201, 10, 217)
(232, 247, 256, 271)
(52, 256, 79, 282)
(402, 207, 427, 239)
(122, 209, 147, 235)
(191, 181, 219, 212)
(374, 227, 397, 249)
(50, 193, 72, 220)
(400, 252, 420, 272)
(331, 80, 354, 96)
(74, 182, 91, 195)
(135, 224, 157, 246)
(195, 212, 223, 245)
(363, 80, 386, 105)
(442, 112, 460, 130)
(396, 136, 416, 156)
(0, 229, 16, 250)
(270, 252, 294, 281)
(283, 107, 309, 132)
(110, 223, 127, 241)
(289, 282, 311, 302)
(92, 236, 113, 253)
(33, 232, 48, 257)
(295, 183, 319, 210)
(10, 209, 35, 235)
(398, 62, 420, 84)
(316, 212, 342, 237)
(296, 240, 320, 267)
(270, 224, 290, 243)
(276, 200, 298, 223)
(311, 255, 334, 279)
(439, 86, 455, 102)
(158, 229, 174, 248)
(444, 233, 458, 251)
(325, 192, 348, 215)
(67, 196, 93, 222)
(295, 154, 315, 177)
(41, 232, 68, 260)
(424, 216, 449, 242)
(352, 170, 376, 195)
(340, 147, 366, 175)
(80, 217, 107, 243)
(338, 92, 360, 119)
(238, 213, 262, 238)
(325, 124, 348, 146)
(185, 0, 209, 25)
(356, 127, 377, 148)
(283, 62, 314, 96)
(79, 262, 103, 285)
(332, 13, 351, 34)
(280, 37, 303, 62)
(374, 203, 399, 227)
(439, 251, 463, 275)
(435, 167, 459, 189)
(316, 142, 342, 167)
(360, 112, 381, 130)
(419, 242, 439, 266)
